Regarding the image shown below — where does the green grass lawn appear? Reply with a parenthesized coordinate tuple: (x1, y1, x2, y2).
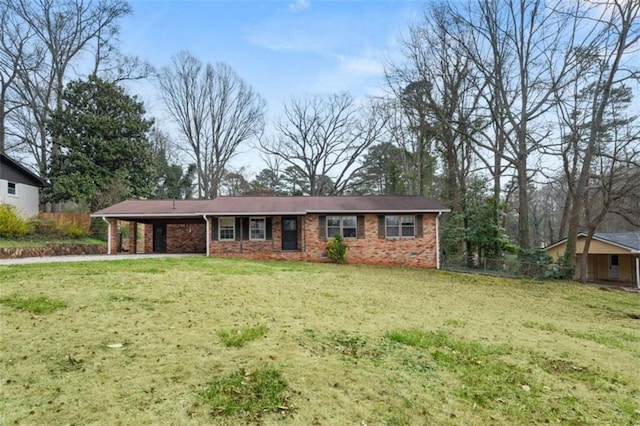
(1, 257, 639, 425)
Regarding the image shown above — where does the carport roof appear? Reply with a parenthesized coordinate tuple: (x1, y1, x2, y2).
(92, 196, 449, 219)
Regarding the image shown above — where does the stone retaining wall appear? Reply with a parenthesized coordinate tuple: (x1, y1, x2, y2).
(0, 243, 107, 259)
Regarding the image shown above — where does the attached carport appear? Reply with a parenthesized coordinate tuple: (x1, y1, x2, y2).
(92, 200, 215, 256)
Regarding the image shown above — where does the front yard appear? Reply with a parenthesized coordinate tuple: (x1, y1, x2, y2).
(1, 257, 639, 424)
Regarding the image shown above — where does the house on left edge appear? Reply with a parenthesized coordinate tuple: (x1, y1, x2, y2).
(0, 152, 48, 217)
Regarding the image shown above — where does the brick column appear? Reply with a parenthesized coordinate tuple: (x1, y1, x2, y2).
(108, 219, 119, 255)
(128, 221, 137, 254)
(144, 224, 153, 253)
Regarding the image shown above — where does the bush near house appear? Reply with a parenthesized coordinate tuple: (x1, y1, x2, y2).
(0, 204, 29, 238)
(327, 234, 348, 264)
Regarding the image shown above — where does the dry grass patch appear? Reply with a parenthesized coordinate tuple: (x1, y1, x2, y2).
(1, 257, 640, 424)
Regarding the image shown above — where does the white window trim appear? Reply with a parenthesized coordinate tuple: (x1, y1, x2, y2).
(250, 217, 266, 241)
(385, 215, 416, 239)
(218, 217, 235, 241)
(7, 182, 17, 197)
(326, 215, 357, 239)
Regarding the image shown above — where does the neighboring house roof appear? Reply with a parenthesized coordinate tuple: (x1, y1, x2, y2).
(545, 232, 640, 253)
(0, 153, 48, 187)
(92, 196, 450, 220)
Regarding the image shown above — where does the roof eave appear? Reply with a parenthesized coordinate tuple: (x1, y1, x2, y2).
(91, 212, 207, 218)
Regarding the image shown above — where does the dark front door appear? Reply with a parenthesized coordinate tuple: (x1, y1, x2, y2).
(153, 223, 167, 253)
(282, 217, 298, 251)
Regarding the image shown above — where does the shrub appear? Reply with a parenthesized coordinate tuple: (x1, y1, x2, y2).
(28, 217, 62, 237)
(327, 234, 348, 264)
(0, 204, 29, 238)
(62, 224, 88, 239)
(519, 248, 553, 279)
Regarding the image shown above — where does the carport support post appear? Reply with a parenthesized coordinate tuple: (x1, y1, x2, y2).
(102, 217, 118, 255)
(436, 212, 441, 269)
(203, 215, 210, 257)
(129, 221, 137, 254)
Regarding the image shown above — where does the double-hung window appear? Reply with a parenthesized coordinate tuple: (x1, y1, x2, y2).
(385, 215, 415, 238)
(218, 217, 235, 241)
(250, 217, 266, 240)
(327, 215, 357, 238)
(7, 182, 17, 196)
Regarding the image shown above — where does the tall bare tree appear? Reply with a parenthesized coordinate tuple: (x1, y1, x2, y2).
(452, 0, 574, 250)
(1, 0, 131, 176)
(158, 52, 265, 198)
(259, 92, 388, 195)
(561, 0, 640, 280)
(0, 4, 33, 152)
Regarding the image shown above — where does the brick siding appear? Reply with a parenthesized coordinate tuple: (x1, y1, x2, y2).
(111, 213, 439, 268)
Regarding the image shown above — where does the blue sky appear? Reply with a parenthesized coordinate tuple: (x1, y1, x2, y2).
(118, 0, 423, 171)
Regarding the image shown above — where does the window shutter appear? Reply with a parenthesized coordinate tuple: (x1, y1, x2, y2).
(242, 218, 250, 241)
(211, 217, 218, 241)
(378, 215, 385, 239)
(266, 217, 272, 240)
(319, 215, 326, 239)
(235, 218, 242, 241)
(416, 214, 423, 238)
(357, 215, 365, 239)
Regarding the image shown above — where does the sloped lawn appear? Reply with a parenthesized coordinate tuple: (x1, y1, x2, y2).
(1, 257, 639, 424)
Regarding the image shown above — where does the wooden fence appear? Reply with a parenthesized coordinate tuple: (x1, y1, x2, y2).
(38, 212, 92, 232)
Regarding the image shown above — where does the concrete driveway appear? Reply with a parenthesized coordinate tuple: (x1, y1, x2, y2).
(0, 253, 203, 266)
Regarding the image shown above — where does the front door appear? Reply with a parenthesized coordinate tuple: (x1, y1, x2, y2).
(609, 254, 620, 279)
(282, 217, 298, 251)
(153, 223, 167, 253)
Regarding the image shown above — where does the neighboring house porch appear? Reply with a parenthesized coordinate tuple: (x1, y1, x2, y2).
(546, 232, 640, 287)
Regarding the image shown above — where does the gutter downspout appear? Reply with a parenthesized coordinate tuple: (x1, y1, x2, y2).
(436, 212, 441, 269)
(202, 214, 210, 257)
(636, 256, 639, 289)
(102, 217, 111, 255)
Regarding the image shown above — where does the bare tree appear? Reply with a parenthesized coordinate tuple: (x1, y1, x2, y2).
(0, 4, 34, 152)
(259, 92, 388, 195)
(1, 0, 131, 176)
(158, 52, 265, 198)
(387, 3, 482, 204)
(451, 0, 575, 250)
(560, 0, 640, 279)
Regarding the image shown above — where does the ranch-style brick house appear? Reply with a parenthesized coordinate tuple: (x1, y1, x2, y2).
(92, 196, 449, 268)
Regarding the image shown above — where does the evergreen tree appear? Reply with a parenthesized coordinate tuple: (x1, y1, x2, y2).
(47, 75, 156, 210)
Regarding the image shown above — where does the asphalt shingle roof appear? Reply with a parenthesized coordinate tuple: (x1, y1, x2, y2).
(594, 232, 640, 251)
(92, 196, 449, 219)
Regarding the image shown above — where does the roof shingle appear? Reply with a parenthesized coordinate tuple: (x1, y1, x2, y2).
(92, 196, 449, 218)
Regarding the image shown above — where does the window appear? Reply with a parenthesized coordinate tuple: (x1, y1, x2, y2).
(327, 215, 357, 238)
(385, 215, 415, 238)
(8, 182, 16, 196)
(218, 217, 235, 241)
(250, 217, 266, 240)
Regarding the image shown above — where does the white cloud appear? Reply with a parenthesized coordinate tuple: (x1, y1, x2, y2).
(336, 55, 384, 77)
(289, 0, 310, 13)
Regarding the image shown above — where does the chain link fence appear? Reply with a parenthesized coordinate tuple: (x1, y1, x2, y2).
(441, 254, 574, 280)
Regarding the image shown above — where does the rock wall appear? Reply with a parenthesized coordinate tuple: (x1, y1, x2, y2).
(0, 243, 107, 259)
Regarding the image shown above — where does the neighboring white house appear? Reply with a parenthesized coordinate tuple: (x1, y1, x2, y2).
(0, 153, 47, 217)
